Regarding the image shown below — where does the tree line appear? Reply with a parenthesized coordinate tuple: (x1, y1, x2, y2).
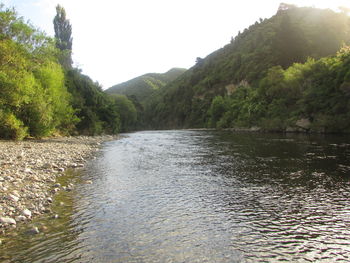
(140, 5, 350, 132)
(0, 4, 136, 139)
(208, 46, 350, 133)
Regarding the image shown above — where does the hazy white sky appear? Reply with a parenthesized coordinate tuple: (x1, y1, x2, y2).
(3, 0, 349, 88)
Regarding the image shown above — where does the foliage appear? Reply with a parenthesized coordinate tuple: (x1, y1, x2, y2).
(142, 6, 350, 130)
(65, 69, 121, 135)
(0, 4, 77, 139)
(207, 46, 350, 133)
(0, 4, 124, 139)
(53, 5, 72, 68)
(208, 96, 227, 128)
(112, 95, 137, 132)
(106, 68, 186, 105)
(0, 109, 28, 140)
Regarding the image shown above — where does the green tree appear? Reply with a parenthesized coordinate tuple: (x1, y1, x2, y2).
(53, 5, 72, 68)
(112, 94, 137, 132)
(65, 69, 121, 135)
(0, 4, 77, 139)
(208, 96, 227, 128)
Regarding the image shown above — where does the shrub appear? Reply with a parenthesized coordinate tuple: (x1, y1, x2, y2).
(0, 110, 28, 140)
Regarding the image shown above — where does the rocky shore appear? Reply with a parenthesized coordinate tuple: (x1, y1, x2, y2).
(0, 135, 118, 235)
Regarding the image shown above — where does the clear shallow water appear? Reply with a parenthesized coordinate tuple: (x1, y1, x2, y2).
(2, 130, 350, 262)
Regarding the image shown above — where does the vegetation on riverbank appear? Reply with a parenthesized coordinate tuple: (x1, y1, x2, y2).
(0, 4, 136, 139)
(121, 4, 350, 133)
(2, 3, 350, 137)
(208, 46, 350, 133)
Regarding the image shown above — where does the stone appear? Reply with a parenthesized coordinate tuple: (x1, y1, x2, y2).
(22, 209, 32, 218)
(0, 217, 16, 225)
(53, 183, 61, 188)
(85, 180, 93, 184)
(0, 135, 113, 234)
(51, 188, 60, 193)
(27, 227, 40, 235)
(296, 118, 311, 130)
(8, 194, 19, 202)
(15, 215, 26, 221)
(52, 214, 59, 219)
(40, 225, 48, 232)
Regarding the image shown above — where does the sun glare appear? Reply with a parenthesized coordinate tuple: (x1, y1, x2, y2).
(291, 0, 349, 10)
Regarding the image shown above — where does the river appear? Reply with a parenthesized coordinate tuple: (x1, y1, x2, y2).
(2, 130, 350, 262)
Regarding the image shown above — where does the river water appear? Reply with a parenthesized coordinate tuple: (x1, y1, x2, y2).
(2, 130, 350, 262)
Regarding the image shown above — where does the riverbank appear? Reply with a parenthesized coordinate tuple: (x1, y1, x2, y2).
(0, 135, 118, 235)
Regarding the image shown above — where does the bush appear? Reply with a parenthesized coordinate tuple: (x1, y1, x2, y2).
(0, 110, 28, 140)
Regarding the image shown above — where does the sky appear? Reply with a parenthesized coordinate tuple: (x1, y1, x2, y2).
(2, 0, 349, 89)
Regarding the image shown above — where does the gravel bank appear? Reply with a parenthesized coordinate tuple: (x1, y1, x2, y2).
(0, 135, 117, 234)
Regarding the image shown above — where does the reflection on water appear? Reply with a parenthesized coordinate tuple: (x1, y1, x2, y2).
(2, 131, 350, 262)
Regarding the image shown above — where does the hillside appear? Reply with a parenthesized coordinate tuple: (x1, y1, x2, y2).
(106, 68, 186, 104)
(142, 4, 350, 130)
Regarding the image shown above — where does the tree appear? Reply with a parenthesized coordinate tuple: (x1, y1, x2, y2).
(53, 5, 72, 68)
(208, 96, 227, 128)
(112, 95, 137, 132)
(274, 14, 308, 68)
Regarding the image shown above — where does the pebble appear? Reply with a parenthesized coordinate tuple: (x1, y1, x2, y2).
(27, 227, 40, 235)
(8, 194, 19, 202)
(51, 188, 60, 193)
(22, 209, 32, 218)
(52, 214, 59, 219)
(0, 217, 16, 225)
(0, 135, 118, 234)
(15, 215, 26, 221)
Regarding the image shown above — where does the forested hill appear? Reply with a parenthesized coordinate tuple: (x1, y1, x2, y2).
(143, 4, 350, 132)
(106, 68, 186, 104)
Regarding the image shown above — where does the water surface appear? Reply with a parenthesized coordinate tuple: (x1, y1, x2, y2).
(2, 130, 350, 262)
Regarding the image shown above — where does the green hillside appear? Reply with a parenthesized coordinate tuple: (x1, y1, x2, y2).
(106, 68, 186, 104)
(143, 4, 350, 131)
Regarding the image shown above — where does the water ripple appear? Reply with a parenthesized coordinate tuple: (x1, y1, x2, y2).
(2, 131, 350, 262)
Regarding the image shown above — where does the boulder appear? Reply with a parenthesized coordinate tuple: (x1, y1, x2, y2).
(296, 118, 311, 130)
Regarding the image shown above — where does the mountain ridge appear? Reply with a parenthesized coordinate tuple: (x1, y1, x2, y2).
(106, 68, 186, 104)
(142, 5, 350, 130)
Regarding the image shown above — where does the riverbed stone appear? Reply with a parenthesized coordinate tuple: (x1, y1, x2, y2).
(8, 194, 19, 202)
(53, 183, 61, 188)
(0, 217, 16, 225)
(0, 135, 118, 234)
(15, 215, 26, 222)
(22, 209, 32, 218)
(52, 214, 59, 219)
(27, 227, 40, 235)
